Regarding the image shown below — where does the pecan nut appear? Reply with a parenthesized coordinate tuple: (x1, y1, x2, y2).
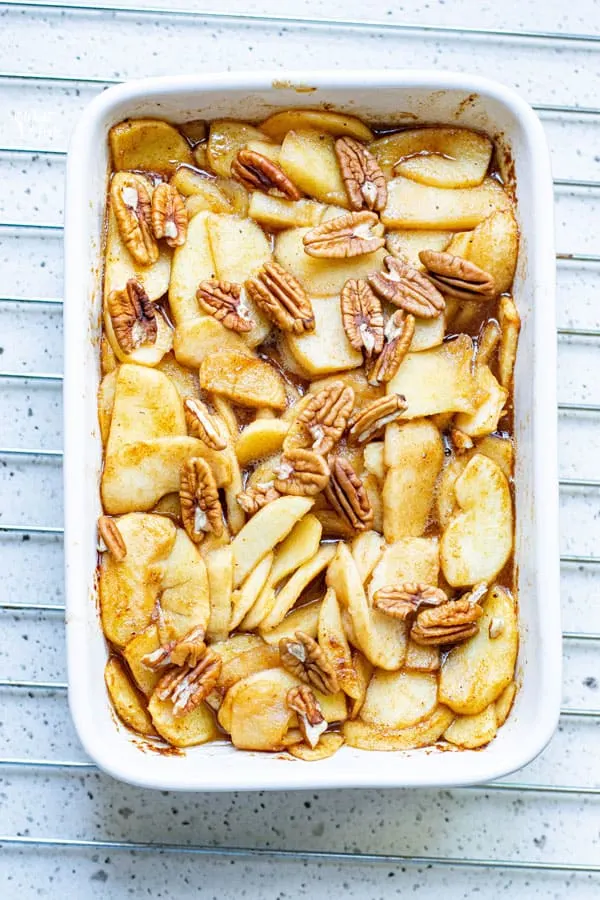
(155, 648, 221, 716)
(286, 684, 328, 748)
(151, 182, 188, 247)
(280, 631, 339, 694)
(283, 382, 355, 456)
(110, 172, 158, 266)
(335, 136, 388, 212)
(303, 211, 385, 259)
(373, 583, 448, 621)
(184, 397, 227, 451)
(368, 255, 445, 318)
(367, 310, 415, 385)
(107, 279, 157, 354)
(196, 279, 254, 333)
(419, 250, 496, 302)
(236, 481, 281, 515)
(340, 279, 384, 357)
(180, 457, 224, 543)
(142, 625, 207, 670)
(97, 515, 127, 561)
(274, 449, 330, 497)
(451, 427, 474, 453)
(245, 261, 315, 334)
(347, 393, 408, 444)
(410, 597, 484, 646)
(231, 148, 302, 200)
(325, 456, 373, 532)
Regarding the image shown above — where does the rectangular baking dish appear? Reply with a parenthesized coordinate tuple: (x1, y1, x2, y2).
(64, 70, 561, 792)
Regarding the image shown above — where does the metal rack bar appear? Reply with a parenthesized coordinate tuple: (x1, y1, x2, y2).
(0, 448, 62, 459)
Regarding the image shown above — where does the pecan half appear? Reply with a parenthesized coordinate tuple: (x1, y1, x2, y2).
(347, 394, 408, 444)
(373, 583, 448, 621)
(283, 382, 355, 456)
(367, 310, 415, 385)
(155, 648, 221, 716)
(196, 279, 254, 333)
(180, 457, 224, 543)
(419, 250, 496, 302)
(245, 261, 314, 334)
(231, 148, 302, 200)
(280, 631, 339, 694)
(335, 136, 387, 212)
(451, 427, 474, 453)
(340, 279, 384, 357)
(110, 172, 158, 266)
(411, 598, 483, 646)
(274, 449, 330, 497)
(151, 182, 188, 247)
(184, 397, 227, 451)
(236, 482, 281, 515)
(303, 211, 385, 258)
(97, 515, 127, 561)
(368, 256, 445, 318)
(286, 684, 328, 748)
(107, 279, 157, 354)
(142, 625, 207, 671)
(325, 456, 373, 532)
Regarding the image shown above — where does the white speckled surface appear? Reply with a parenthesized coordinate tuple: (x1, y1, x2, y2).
(1, 1, 599, 897)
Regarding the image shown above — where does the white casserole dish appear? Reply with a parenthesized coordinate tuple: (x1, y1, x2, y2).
(64, 70, 560, 792)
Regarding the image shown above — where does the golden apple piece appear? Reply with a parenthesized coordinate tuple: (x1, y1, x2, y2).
(370, 127, 493, 187)
(260, 543, 337, 631)
(173, 316, 249, 369)
(285, 296, 363, 376)
(200, 350, 287, 410)
(98, 370, 118, 445)
(207, 120, 273, 177)
(440, 454, 513, 587)
(495, 680, 517, 726)
(363, 442, 384, 483)
(343, 705, 454, 750)
(279, 129, 349, 207)
(409, 315, 446, 352)
(348, 651, 373, 719)
(351, 530, 385, 584)
(220, 668, 298, 749)
(103, 299, 173, 368)
(172, 167, 233, 214)
(123, 625, 162, 696)
(248, 192, 326, 229)
(268, 514, 324, 585)
(382, 420, 444, 541)
(447, 209, 519, 295)
(148, 693, 218, 747)
(439, 585, 518, 715)
(101, 334, 118, 376)
(109, 118, 194, 174)
(361, 670, 439, 729)
(435, 457, 467, 530)
(443, 704, 498, 749)
(368, 537, 440, 600)
(104, 656, 156, 736)
(211, 633, 265, 663)
(231, 496, 315, 586)
(103, 205, 171, 304)
(275, 225, 386, 297)
(205, 545, 234, 643)
(318, 586, 362, 700)
(475, 434, 514, 480)
(235, 419, 290, 466)
(498, 294, 521, 389)
(168, 210, 216, 326)
(156, 351, 199, 398)
(159, 527, 211, 641)
(217, 642, 281, 697)
(244, 138, 282, 163)
(382, 176, 511, 230)
(99, 513, 176, 648)
(454, 364, 507, 438)
(287, 732, 344, 760)
(404, 640, 440, 672)
(386, 334, 477, 418)
(261, 109, 374, 143)
(259, 600, 322, 644)
(386, 229, 455, 269)
(230, 553, 274, 632)
(327, 542, 408, 670)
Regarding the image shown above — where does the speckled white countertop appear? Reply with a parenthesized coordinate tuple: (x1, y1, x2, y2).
(1, 1, 600, 897)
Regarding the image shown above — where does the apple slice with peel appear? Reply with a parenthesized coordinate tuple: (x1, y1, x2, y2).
(109, 118, 194, 174)
(261, 109, 374, 142)
(279, 130, 349, 207)
(369, 127, 493, 186)
(207, 120, 272, 176)
(382, 176, 511, 230)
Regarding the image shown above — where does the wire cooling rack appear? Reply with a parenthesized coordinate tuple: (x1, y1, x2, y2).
(0, 2, 599, 893)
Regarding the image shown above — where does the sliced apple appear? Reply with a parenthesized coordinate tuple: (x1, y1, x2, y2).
(370, 127, 493, 187)
(200, 350, 287, 410)
(123, 625, 162, 696)
(261, 109, 374, 143)
(109, 118, 194, 174)
(104, 656, 156, 736)
(287, 732, 344, 760)
(285, 296, 363, 376)
(454, 364, 508, 438)
(98, 370, 118, 445)
(205, 545, 234, 643)
(259, 599, 322, 645)
(318, 586, 362, 699)
(235, 419, 290, 466)
(447, 208, 519, 295)
(168, 210, 216, 326)
(495, 680, 517, 726)
(368, 537, 440, 600)
(351, 530, 385, 584)
(173, 316, 249, 369)
(106, 364, 185, 448)
(160, 527, 211, 640)
(245, 138, 282, 163)
(103, 301, 173, 368)
(361, 670, 438, 729)
(382, 176, 511, 230)
(221, 667, 297, 749)
(404, 640, 440, 672)
(172, 166, 233, 214)
(248, 192, 325, 229)
(148, 694, 218, 747)
(443, 704, 498, 749)
(386, 229, 455, 269)
(383, 420, 444, 541)
(440, 454, 513, 587)
(230, 553, 275, 632)
(343, 705, 454, 750)
(279, 130, 349, 207)
(103, 205, 171, 304)
(363, 443, 384, 482)
(207, 120, 271, 177)
(260, 544, 337, 631)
